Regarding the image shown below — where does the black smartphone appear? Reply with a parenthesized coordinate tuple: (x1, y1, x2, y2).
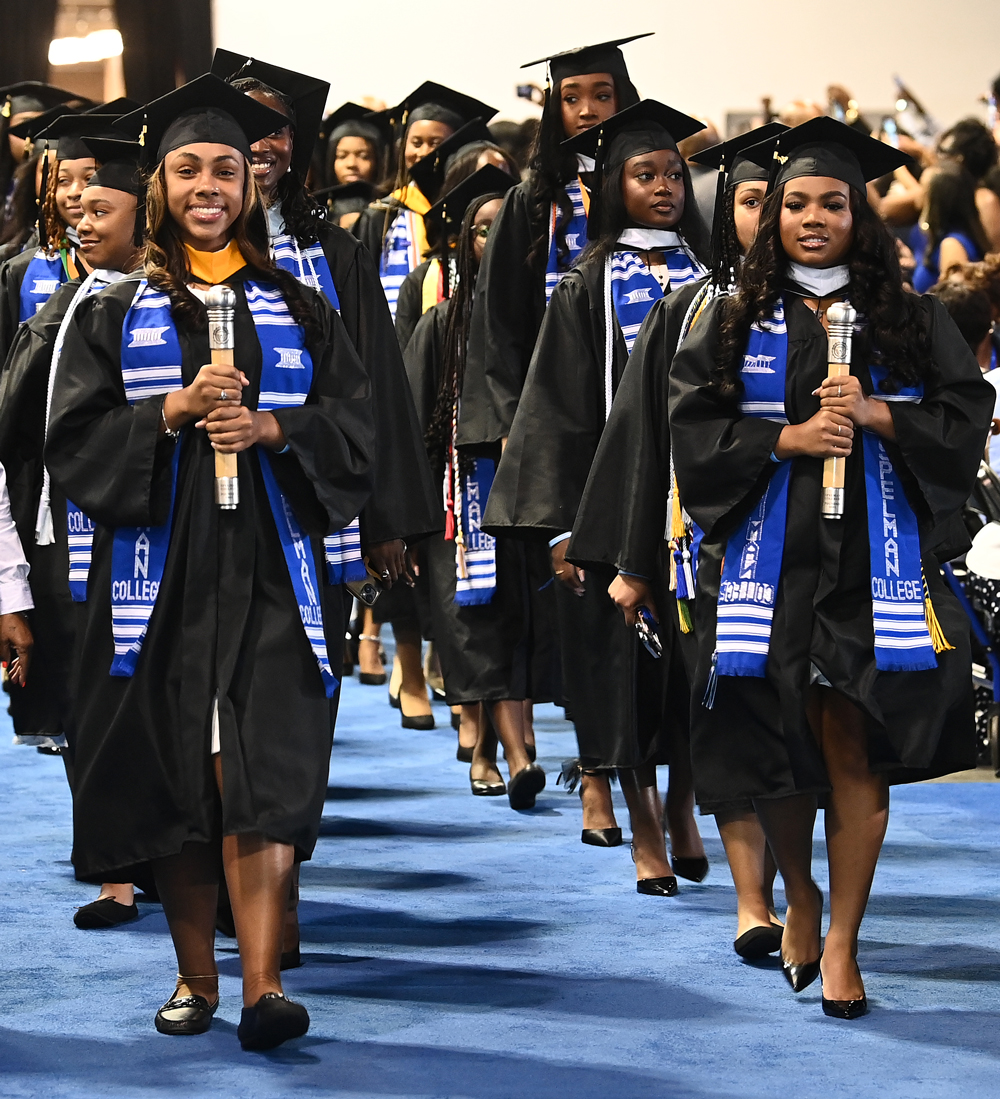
(346, 575, 383, 606)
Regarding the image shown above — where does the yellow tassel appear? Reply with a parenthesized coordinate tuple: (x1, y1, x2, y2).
(668, 547, 677, 592)
(670, 475, 686, 541)
(923, 568, 954, 654)
(677, 598, 693, 634)
(456, 534, 468, 581)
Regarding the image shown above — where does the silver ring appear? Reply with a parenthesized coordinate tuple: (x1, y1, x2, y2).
(220, 389, 228, 401)
(838, 385, 842, 397)
(381, 569, 390, 579)
(837, 424, 841, 435)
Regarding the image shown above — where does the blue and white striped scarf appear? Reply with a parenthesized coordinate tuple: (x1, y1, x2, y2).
(454, 458, 496, 606)
(380, 208, 422, 320)
(109, 279, 340, 697)
(544, 177, 588, 306)
(269, 222, 366, 585)
(19, 250, 68, 322)
(717, 296, 935, 678)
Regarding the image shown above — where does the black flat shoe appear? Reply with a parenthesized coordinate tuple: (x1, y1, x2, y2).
(358, 671, 387, 686)
(456, 744, 474, 763)
(637, 876, 678, 897)
(401, 712, 434, 730)
(672, 855, 709, 883)
(73, 897, 139, 929)
(154, 993, 219, 1036)
(280, 946, 302, 970)
(783, 958, 821, 992)
(238, 993, 310, 1051)
(822, 994, 868, 1019)
(734, 924, 783, 959)
(582, 828, 622, 847)
(471, 778, 506, 796)
(507, 763, 546, 809)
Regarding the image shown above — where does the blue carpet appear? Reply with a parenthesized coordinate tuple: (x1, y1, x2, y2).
(2, 666, 1000, 1098)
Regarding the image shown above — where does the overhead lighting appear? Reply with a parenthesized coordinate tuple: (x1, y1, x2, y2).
(48, 28, 123, 67)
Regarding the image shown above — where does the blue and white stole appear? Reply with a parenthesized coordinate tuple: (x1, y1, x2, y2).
(454, 457, 497, 606)
(19, 250, 68, 322)
(109, 279, 339, 698)
(379, 187, 429, 321)
(269, 211, 366, 585)
(35, 268, 128, 601)
(545, 176, 589, 306)
(716, 297, 936, 679)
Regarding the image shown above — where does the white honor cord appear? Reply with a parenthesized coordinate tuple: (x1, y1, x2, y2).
(603, 254, 614, 423)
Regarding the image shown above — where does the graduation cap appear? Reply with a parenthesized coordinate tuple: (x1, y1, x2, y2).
(8, 104, 76, 149)
(81, 136, 143, 197)
(689, 122, 788, 187)
(322, 101, 389, 146)
(83, 97, 142, 119)
(562, 99, 705, 241)
(0, 81, 86, 119)
(424, 163, 515, 237)
(312, 179, 375, 215)
(115, 73, 290, 168)
(761, 115, 912, 192)
(521, 33, 652, 85)
(368, 81, 497, 134)
(211, 48, 330, 174)
(409, 118, 496, 201)
(35, 112, 124, 161)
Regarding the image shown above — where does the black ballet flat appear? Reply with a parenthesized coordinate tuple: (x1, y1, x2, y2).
(73, 897, 139, 929)
(822, 994, 868, 1020)
(783, 958, 821, 992)
(401, 712, 435, 730)
(456, 744, 474, 763)
(471, 778, 506, 796)
(154, 992, 219, 1036)
(280, 945, 302, 971)
(238, 992, 310, 1051)
(637, 876, 679, 897)
(507, 763, 546, 809)
(671, 856, 709, 883)
(582, 828, 623, 847)
(358, 671, 387, 686)
(734, 924, 783, 959)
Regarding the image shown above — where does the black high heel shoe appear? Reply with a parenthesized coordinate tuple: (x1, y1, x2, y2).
(782, 884, 823, 992)
(154, 978, 219, 1036)
(822, 994, 868, 1019)
(582, 828, 622, 847)
(734, 924, 783, 959)
(238, 992, 309, 1051)
(471, 776, 506, 796)
(671, 856, 709, 883)
(637, 876, 678, 896)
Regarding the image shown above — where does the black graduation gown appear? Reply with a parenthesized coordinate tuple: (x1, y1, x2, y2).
(459, 180, 548, 449)
(45, 270, 375, 883)
(313, 220, 439, 547)
(0, 278, 83, 743)
(669, 292, 994, 811)
(394, 258, 433, 353)
(404, 301, 552, 704)
(483, 258, 688, 769)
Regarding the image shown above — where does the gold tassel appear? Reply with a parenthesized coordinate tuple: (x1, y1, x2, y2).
(677, 598, 693, 634)
(923, 567, 954, 654)
(456, 533, 468, 581)
(670, 475, 686, 541)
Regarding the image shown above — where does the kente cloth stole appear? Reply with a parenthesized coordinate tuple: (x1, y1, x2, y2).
(379, 185, 431, 320)
(268, 235, 364, 584)
(109, 279, 340, 697)
(715, 296, 936, 680)
(18, 250, 68, 322)
(544, 177, 589, 306)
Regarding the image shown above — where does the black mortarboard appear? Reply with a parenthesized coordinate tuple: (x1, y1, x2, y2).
(563, 98, 704, 168)
(424, 164, 515, 236)
(409, 118, 496, 201)
(367, 81, 497, 133)
(82, 136, 143, 197)
(312, 179, 376, 217)
(115, 73, 290, 168)
(211, 48, 330, 174)
(36, 112, 123, 161)
(760, 115, 912, 192)
(322, 101, 389, 145)
(521, 33, 652, 85)
(8, 104, 76, 146)
(689, 122, 788, 187)
(83, 97, 142, 119)
(0, 81, 85, 119)
(562, 100, 704, 241)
